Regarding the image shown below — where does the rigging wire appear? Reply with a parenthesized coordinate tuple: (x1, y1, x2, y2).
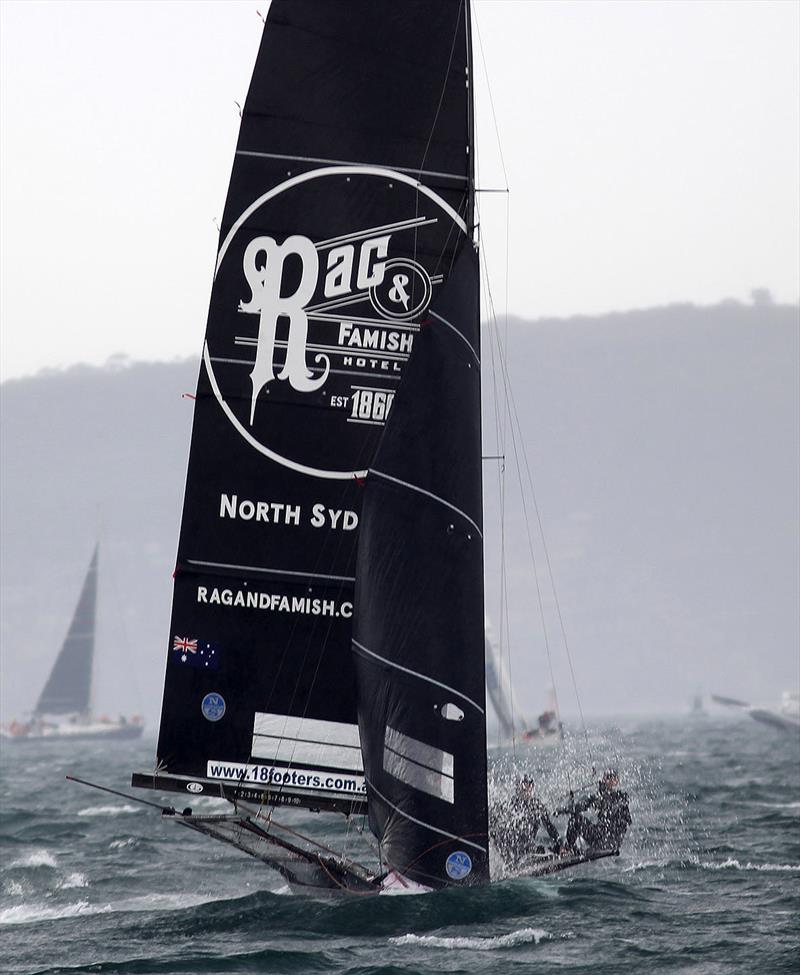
(472, 0, 518, 750)
(472, 0, 587, 749)
(481, 251, 589, 744)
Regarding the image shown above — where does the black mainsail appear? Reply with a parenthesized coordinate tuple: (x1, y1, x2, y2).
(134, 0, 479, 856)
(352, 245, 488, 888)
(36, 545, 98, 717)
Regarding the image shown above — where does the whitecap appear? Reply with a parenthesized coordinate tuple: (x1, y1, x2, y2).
(622, 859, 669, 873)
(703, 858, 800, 872)
(109, 838, 137, 849)
(0, 891, 221, 927)
(8, 850, 57, 869)
(77, 803, 140, 817)
(389, 928, 550, 950)
(108, 891, 224, 914)
(0, 900, 111, 926)
(58, 872, 88, 889)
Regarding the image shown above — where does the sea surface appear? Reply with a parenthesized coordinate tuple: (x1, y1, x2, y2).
(1, 716, 798, 974)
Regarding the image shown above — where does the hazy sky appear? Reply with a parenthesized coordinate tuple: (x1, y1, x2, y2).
(1, 0, 798, 381)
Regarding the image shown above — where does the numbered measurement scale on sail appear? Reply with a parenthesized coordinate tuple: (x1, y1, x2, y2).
(71, 0, 618, 892)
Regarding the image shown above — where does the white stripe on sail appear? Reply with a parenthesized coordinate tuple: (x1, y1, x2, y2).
(352, 639, 484, 715)
(185, 560, 355, 584)
(368, 470, 483, 539)
(383, 726, 454, 803)
(366, 779, 487, 854)
(251, 713, 363, 772)
(429, 310, 480, 366)
(234, 150, 470, 185)
(385, 726, 454, 777)
(383, 751, 454, 803)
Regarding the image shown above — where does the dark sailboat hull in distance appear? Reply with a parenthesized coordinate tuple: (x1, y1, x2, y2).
(748, 709, 800, 733)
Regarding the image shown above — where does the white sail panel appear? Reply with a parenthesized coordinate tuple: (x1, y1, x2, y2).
(383, 726, 455, 804)
(252, 712, 363, 771)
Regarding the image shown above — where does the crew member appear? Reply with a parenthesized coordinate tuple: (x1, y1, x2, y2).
(564, 769, 631, 852)
(490, 776, 563, 865)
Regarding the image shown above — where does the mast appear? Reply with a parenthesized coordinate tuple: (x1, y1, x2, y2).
(35, 545, 98, 717)
(351, 0, 488, 888)
(135, 0, 475, 820)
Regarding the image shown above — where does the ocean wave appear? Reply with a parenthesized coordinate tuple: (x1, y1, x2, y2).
(57, 872, 89, 889)
(7, 850, 57, 869)
(108, 837, 137, 849)
(390, 927, 550, 950)
(0, 899, 110, 926)
(77, 803, 141, 817)
(622, 858, 671, 873)
(0, 891, 222, 928)
(703, 859, 800, 872)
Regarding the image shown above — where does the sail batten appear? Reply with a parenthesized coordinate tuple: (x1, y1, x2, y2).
(236, 151, 470, 185)
(353, 639, 484, 715)
(369, 469, 484, 538)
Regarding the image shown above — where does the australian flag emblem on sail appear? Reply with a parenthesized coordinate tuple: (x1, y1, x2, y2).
(172, 636, 220, 669)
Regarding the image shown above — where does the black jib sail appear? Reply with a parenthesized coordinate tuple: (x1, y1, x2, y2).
(135, 0, 476, 827)
(35, 545, 98, 716)
(352, 243, 488, 889)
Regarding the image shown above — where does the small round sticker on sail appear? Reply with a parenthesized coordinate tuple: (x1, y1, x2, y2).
(445, 850, 472, 881)
(201, 692, 226, 722)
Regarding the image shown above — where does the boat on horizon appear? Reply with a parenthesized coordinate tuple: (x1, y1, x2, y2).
(2, 545, 144, 743)
(711, 691, 799, 734)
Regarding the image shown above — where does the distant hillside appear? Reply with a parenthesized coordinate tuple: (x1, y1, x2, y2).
(1, 300, 797, 724)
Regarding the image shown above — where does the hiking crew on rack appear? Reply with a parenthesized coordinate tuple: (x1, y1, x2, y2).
(564, 769, 632, 852)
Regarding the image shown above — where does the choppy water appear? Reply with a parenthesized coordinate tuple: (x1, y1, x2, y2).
(1, 717, 798, 974)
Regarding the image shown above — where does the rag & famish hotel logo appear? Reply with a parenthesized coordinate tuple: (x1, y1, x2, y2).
(204, 166, 466, 478)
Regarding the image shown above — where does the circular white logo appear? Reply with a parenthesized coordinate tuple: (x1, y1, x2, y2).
(369, 258, 432, 321)
(445, 850, 472, 880)
(205, 166, 466, 480)
(201, 692, 226, 722)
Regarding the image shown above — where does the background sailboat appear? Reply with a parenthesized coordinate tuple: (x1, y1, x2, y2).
(711, 691, 800, 733)
(2, 544, 143, 742)
(485, 618, 563, 749)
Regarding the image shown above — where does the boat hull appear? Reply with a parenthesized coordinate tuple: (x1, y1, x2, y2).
(748, 709, 800, 733)
(1, 723, 144, 743)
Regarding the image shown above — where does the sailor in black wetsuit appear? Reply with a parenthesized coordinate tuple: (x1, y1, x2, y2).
(490, 776, 563, 866)
(565, 769, 631, 852)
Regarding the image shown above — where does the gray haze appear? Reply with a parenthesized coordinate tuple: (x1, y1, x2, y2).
(1, 0, 798, 379)
(1, 299, 797, 726)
